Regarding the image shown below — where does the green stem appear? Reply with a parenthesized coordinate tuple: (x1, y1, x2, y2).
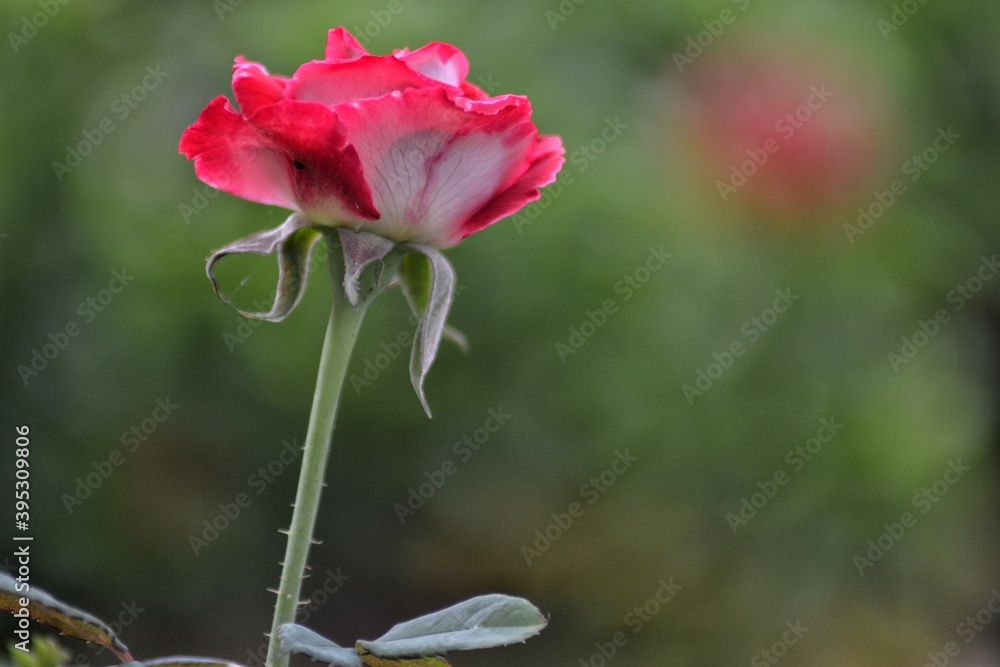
(266, 272, 366, 667)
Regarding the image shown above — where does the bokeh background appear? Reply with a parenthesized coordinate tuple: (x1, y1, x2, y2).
(3, 1, 1000, 666)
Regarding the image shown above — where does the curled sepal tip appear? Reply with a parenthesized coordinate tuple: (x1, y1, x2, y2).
(206, 212, 321, 322)
(399, 246, 457, 418)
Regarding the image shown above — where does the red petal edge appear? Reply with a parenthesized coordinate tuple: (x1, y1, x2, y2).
(325, 27, 369, 61)
(458, 134, 566, 240)
(179, 96, 298, 211)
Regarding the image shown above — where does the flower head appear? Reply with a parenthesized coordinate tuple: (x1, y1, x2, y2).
(180, 28, 564, 247)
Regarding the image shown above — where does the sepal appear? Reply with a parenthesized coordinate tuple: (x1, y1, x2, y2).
(206, 213, 321, 322)
(336, 228, 401, 308)
(398, 246, 457, 418)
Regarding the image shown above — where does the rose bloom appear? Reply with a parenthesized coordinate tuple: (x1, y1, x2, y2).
(180, 28, 564, 247)
(682, 48, 892, 221)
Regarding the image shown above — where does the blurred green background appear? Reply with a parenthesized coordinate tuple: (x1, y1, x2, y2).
(3, 1, 1000, 665)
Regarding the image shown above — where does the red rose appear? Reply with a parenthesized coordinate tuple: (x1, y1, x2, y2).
(180, 28, 563, 247)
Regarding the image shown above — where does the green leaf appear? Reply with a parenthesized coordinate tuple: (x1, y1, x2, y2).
(399, 257, 468, 354)
(206, 212, 322, 322)
(144, 657, 248, 667)
(336, 228, 400, 308)
(399, 254, 432, 313)
(399, 245, 457, 418)
(277, 625, 362, 667)
(356, 648, 449, 667)
(439, 325, 468, 354)
(0, 571, 133, 662)
(8, 636, 71, 667)
(356, 595, 546, 658)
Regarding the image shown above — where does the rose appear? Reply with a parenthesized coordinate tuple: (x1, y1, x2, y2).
(684, 50, 890, 222)
(179, 27, 564, 248)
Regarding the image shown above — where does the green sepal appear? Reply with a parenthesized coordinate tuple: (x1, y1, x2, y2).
(206, 213, 322, 322)
(8, 636, 71, 667)
(336, 228, 402, 308)
(399, 256, 467, 354)
(398, 245, 458, 418)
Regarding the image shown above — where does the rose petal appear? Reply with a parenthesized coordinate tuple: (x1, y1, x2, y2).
(335, 87, 537, 246)
(288, 56, 430, 106)
(459, 80, 491, 101)
(179, 96, 298, 210)
(395, 42, 470, 88)
(232, 57, 287, 117)
(180, 27, 565, 249)
(459, 134, 565, 239)
(249, 100, 380, 223)
(325, 27, 368, 61)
